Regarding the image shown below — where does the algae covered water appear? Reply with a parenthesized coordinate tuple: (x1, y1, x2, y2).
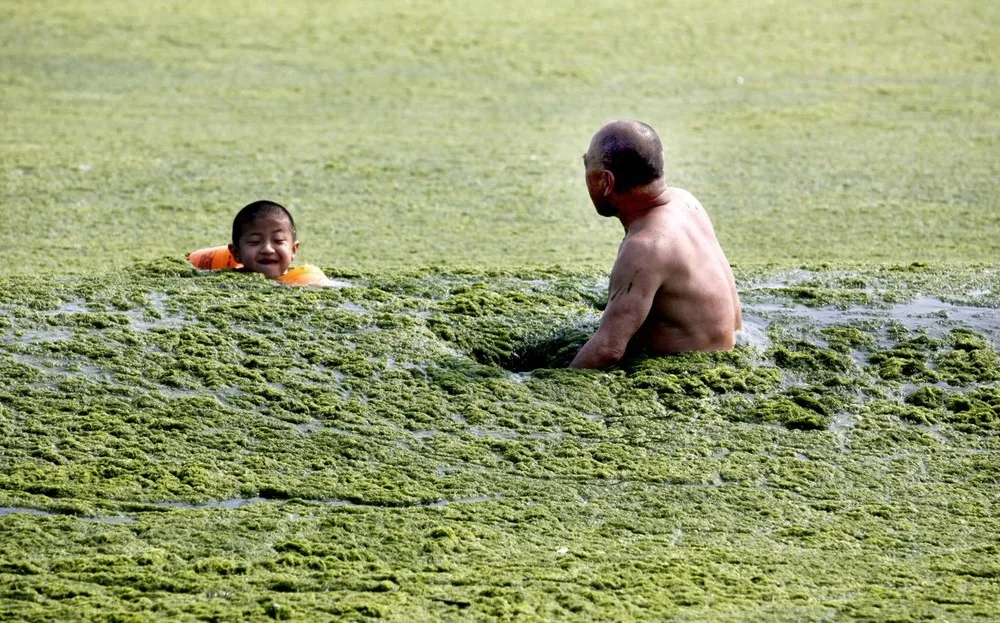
(1, 261, 998, 620)
(2, 0, 997, 619)
(2, 1, 997, 273)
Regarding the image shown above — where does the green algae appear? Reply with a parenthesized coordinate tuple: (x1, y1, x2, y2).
(820, 326, 876, 353)
(0, 263, 999, 620)
(2, 2, 998, 274)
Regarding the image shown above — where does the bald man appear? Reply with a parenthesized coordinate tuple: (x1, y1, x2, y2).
(570, 120, 742, 369)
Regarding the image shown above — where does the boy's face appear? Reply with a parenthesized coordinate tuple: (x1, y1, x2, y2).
(228, 214, 300, 279)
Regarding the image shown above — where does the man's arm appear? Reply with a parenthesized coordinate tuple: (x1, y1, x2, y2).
(571, 241, 661, 369)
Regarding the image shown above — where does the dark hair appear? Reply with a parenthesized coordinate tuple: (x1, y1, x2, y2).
(231, 200, 297, 246)
(597, 121, 664, 191)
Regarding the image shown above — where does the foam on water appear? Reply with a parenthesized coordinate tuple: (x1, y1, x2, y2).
(734, 315, 771, 351)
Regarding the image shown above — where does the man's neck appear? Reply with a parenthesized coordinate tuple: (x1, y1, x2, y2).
(616, 182, 671, 233)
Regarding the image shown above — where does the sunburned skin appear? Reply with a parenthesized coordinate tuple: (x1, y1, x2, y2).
(572, 121, 742, 369)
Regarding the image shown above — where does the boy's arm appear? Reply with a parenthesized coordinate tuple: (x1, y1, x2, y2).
(571, 241, 660, 369)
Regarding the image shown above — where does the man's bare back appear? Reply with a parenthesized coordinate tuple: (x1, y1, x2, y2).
(619, 188, 742, 355)
(571, 121, 742, 369)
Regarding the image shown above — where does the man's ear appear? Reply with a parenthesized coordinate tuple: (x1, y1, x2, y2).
(228, 243, 241, 263)
(603, 170, 615, 196)
(290, 240, 301, 260)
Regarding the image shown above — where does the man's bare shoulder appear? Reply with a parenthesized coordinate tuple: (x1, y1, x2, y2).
(666, 187, 706, 211)
(615, 228, 674, 282)
(620, 225, 671, 255)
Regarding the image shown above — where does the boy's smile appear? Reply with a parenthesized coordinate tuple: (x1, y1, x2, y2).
(229, 213, 300, 279)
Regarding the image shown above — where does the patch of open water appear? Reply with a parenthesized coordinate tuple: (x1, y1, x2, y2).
(745, 297, 998, 342)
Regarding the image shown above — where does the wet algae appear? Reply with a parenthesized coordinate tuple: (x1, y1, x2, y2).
(1, 262, 999, 620)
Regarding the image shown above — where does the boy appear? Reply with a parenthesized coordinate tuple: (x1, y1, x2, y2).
(228, 200, 300, 279)
(189, 200, 329, 286)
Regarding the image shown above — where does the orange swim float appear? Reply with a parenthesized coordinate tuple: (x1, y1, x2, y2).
(277, 264, 329, 286)
(188, 246, 240, 270)
(188, 246, 329, 286)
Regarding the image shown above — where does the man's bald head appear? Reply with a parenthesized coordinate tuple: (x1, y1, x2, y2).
(586, 120, 664, 191)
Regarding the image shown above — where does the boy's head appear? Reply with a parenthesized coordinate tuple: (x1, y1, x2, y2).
(228, 200, 300, 279)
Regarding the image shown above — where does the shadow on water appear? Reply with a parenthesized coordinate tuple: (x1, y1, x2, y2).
(492, 326, 593, 372)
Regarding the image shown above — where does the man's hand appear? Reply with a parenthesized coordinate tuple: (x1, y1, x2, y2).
(571, 240, 660, 369)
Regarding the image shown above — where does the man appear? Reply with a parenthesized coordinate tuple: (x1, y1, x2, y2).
(570, 120, 742, 369)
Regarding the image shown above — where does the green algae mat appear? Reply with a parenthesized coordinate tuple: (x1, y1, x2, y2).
(1, 0, 997, 272)
(3, 0, 999, 620)
(1, 262, 998, 620)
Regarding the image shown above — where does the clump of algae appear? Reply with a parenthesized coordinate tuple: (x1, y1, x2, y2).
(0, 260, 998, 620)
